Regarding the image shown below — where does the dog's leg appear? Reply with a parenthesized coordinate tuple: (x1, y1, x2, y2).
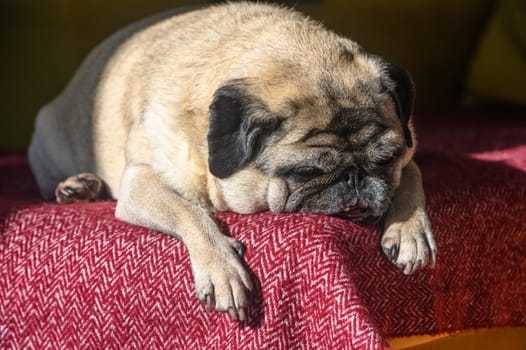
(381, 160, 437, 274)
(55, 173, 107, 203)
(115, 163, 253, 321)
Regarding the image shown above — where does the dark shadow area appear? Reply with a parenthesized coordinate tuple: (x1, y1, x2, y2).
(348, 153, 526, 337)
(415, 110, 526, 155)
(0, 152, 40, 200)
(0, 1, 207, 150)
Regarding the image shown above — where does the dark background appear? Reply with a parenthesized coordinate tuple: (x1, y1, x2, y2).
(1, 0, 524, 150)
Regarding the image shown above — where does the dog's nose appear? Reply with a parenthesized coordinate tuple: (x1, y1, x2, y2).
(346, 167, 364, 195)
(342, 168, 366, 216)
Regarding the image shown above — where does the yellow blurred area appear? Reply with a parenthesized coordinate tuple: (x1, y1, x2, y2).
(466, 0, 526, 107)
(390, 327, 526, 350)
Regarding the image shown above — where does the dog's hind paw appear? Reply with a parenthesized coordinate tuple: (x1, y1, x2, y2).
(55, 173, 106, 203)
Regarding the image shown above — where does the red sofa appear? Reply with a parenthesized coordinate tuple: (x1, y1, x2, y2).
(1, 111, 525, 349)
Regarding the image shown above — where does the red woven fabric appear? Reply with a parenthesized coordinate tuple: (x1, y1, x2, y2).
(1, 112, 526, 349)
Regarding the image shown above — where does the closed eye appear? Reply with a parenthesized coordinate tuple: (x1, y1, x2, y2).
(278, 165, 327, 179)
(375, 149, 402, 166)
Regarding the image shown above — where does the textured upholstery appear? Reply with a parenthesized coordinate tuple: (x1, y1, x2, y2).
(1, 112, 525, 349)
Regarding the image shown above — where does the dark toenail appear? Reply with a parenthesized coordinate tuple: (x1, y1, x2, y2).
(233, 241, 246, 257)
(228, 307, 239, 321)
(205, 295, 213, 313)
(389, 245, 398, 261)
(238, 308, 247, 322)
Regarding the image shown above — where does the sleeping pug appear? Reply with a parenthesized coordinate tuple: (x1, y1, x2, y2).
(29, 2, 436, 321)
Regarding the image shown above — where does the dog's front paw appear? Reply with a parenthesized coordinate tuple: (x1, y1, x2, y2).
(190, 237, 253, 321)
(382, 210, 437, 274)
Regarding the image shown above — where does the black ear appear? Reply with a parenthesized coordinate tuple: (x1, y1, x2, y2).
(207, 84, 282, 178)
(384, 63, 415, 147)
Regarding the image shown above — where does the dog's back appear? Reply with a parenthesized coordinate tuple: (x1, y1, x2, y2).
(28, 3, 316, 199)
(28, 8, 179, 198)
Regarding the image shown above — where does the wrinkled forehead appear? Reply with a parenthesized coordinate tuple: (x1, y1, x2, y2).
(254, 51, 399, 140)
(291, 114, 404, 151)
(277, 90, 402, 147)
(255, 47, 384, 106)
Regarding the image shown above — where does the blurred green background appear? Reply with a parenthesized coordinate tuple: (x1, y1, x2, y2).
(1, 0, 524, 150)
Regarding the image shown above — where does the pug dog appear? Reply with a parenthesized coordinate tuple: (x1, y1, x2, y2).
(29, 2, 436, 321)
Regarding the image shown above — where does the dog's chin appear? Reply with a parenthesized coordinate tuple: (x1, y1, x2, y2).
(295, 198, 388, 222)
(332, 205, 384, 222)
